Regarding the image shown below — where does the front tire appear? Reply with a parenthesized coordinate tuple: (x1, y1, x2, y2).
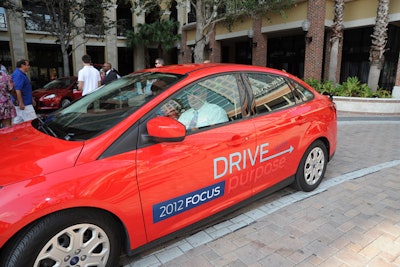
(60, 98, 71, 108)
(0, 209, 122, 267)
(293, 140, 328, 192)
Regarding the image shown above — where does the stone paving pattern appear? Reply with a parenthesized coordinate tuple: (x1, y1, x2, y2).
(122, 114, 400, 266)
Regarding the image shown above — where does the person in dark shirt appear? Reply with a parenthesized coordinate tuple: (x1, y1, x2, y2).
(102, 63, 119, 85)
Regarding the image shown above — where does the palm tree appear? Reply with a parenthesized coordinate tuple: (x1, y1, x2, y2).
(126, 20, 181, 68)
(367, 0, 390, 92)
(328, 0, 344, 85)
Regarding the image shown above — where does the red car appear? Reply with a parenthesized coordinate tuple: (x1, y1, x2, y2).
(0, 64, 337, 266)
(32, 76, 80, 110)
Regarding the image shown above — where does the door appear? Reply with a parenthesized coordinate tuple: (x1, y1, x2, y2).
(244, 72, 308, 193)
(136, 73, 257, 241)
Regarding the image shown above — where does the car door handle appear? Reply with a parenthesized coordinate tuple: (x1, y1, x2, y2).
(227, 135, 250, 146)
(295, 115, 306, 125)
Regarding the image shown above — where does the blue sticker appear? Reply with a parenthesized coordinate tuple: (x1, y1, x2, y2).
(153, 181, 225, 223)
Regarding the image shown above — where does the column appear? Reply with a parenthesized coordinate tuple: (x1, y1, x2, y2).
(105, 3, 118, 69)
(303, 0, 326, 79)
(252, 18, 267, 67)
(7, 0, 27, 67)
(133, 10, 145, 70)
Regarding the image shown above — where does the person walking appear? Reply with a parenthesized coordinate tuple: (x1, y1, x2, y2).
(0, 67, 16, 128)
(101, 62, 118, 85)
(11, 59, 37, 124)
(78, 54, 101, 96)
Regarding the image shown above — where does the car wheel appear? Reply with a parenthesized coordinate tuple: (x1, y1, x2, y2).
(61, 98, 71, 108)
(0, 209, 122, 267)
(294, 140, 328, 192)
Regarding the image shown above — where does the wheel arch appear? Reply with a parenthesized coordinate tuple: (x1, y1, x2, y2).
(1, 207, 131, 258)
(317, 136, 331, 161)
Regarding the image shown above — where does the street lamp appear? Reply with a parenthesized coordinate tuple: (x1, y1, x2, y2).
(247, 29, 257, 48)
(302, 19, 313, 43)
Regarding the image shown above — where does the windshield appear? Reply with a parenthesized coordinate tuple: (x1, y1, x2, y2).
(43, 77, 76, 89)
(35, 72, 184, 140)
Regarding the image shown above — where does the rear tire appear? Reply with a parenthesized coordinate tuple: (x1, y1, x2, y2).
(0, 209, 122, 267)
(293, 140, 328, 192)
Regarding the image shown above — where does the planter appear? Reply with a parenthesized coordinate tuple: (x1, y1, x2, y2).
(333, 96, 400, 115)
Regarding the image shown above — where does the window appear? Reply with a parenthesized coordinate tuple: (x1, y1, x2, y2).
(158, 74, 242, 131)
(84, 4, 104, 35)
(116, 0, 133, 36)
(289, 80, 314, 103)
(24, 10, 51, 32)
(0, 7, 7, 29)
(187, 0, 196, 23)
(22, 1, 67, 33)
(247, 73, 297, 114)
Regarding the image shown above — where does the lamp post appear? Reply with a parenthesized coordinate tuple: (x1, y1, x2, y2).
(302, 19, 313, 43)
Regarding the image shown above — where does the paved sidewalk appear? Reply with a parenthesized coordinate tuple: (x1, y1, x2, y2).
(122, 114, 400, 267)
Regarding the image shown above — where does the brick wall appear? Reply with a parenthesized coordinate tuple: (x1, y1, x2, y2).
(252, 18, 267, 67)
(181, 31, 192, 63)
(209, 30, 221, 63)
(304, 0, 326, 80)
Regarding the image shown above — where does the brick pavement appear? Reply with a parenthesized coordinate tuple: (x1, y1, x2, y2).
(121, 114, 400, 267)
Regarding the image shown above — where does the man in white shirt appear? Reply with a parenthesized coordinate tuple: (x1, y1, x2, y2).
(178, 87, 228, 130)
(78, 54, 101, 96)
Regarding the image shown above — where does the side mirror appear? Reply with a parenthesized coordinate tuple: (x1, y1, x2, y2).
(147, 116, 186, 142)
(322, 92, 334, 101)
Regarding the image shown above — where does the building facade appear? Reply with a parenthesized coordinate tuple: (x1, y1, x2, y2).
(181, 0, 400, 91)
(1, 0, 400, 91)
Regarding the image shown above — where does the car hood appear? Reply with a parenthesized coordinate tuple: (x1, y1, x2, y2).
(33, 88, 64, 96)
(0, 122, 84, 186)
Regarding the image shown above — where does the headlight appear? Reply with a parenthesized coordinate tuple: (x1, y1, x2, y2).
(43, 94, 56, 99)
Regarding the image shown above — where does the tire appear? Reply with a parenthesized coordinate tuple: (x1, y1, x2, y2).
(60, 98, 71, 108)
(0, 209, 122, 267)
(293, 140, 328, 192)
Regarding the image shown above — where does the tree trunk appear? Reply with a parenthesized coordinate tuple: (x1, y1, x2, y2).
(194, 0, 205, 63)
(368, 63, 381, 91)
(328, 0, 344, 85)
(60, 43, 70, 77)
(62, 52, 70, 77)
(328, 38, 339, 84)
(367, 0, 390, 92)
(193, 40, 205, 63)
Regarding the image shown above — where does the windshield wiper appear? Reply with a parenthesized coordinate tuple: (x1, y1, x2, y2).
(37, 116, 58, 138)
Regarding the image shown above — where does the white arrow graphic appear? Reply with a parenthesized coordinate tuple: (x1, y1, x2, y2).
(261, 145, 294, 162)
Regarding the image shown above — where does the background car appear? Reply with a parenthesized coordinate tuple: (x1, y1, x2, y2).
(32, 76, 80, 110)
(0, 64, 337, 267)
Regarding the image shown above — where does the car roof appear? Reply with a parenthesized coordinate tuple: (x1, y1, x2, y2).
(140, 63, 291, 77)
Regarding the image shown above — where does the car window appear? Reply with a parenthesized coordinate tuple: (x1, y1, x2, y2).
(157, 74, 242, 131)
(246, 73, 297, 114)
(288, 79, 315, 103)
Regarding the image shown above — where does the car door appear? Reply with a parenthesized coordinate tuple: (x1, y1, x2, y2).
(136, 73, 257, 241)
(243, 72, 311, 194)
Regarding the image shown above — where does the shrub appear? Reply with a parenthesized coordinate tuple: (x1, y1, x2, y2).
(304, 77, 392, 98)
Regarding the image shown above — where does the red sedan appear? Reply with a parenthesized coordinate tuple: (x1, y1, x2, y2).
(0, 64, 337, 266)
(32, 76, 80, 110)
